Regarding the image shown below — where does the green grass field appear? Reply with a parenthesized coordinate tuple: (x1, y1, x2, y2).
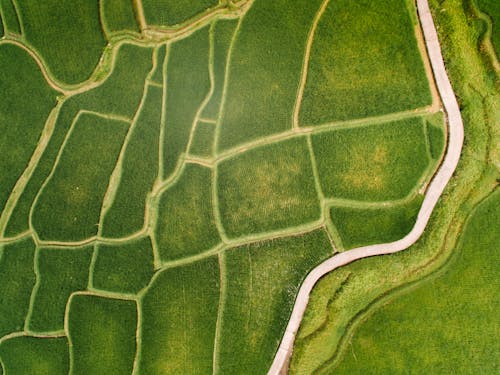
(476, 0, 500, 58)
(142, 0, 218, 27)
(189, 121, 216, 157)
(100, 0, 140, 37)
(0, 0, 21, 35)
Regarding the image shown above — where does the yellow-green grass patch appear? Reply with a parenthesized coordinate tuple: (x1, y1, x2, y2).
(217, 0, 324, 151)
(189, 121, 216, 157)
(0, 0, 20, 34)
(217, 137, 321, 238)
(312, 117, 431, 201)
(68, 294, 137, 375)
(27, 246, 93, 333)
(141, 0, 218, 27)
(299, 0, 431, 125)
(92, 237, 154, 294)
(162, 26, 210, 179)
(138, 256, 220, 374)
(100, 0, 140, 37)
(0, 336, 69, 375)
(217, 229, 333, 374)
(155, 164, 221, 261)
(0, 237, 35, 337)
(32, 113, 129, 242)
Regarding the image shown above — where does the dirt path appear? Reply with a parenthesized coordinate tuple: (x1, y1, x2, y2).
(267, 0, 464, 373)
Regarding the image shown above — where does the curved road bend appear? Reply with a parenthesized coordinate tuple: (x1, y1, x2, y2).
(268, 0, 464, 373)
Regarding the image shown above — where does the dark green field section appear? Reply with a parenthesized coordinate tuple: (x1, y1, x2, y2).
(0, 44, 57, 219)
(27, 246, 93, 333)
(201, 19, 239, 120)
(92, 237, 154, 294)
(138, 256, 220, 374)
(189, 121, 216, 157)
(0, 238, 35, 337)
(4, 43, 153, 237)
(142, 0, 218, 27)
(299, 0, 431, 125)
(102, 85, 162, 238)
(0, 336, 69, 375)
(68, 295, 137, 375)
(218, 230, 332, 374)
(32, 113, 129, 242)
(0, 0, 21, 34)
(217, 137, 321, 238)
(100, 0, 140, 37)
(217, 0, 323, 151)
(334, 190, 500, 374)
(330, 195, 423, 250)
(15, 0, 107, 84)
(312, 118, 430, 201)
(477, 0, 500, 58)
(162, 26, 210, 180)
(156, 164, 220, 261)
(426, 112, 446, 160)
(0, 11, 3, 36)
(150, 44, 166, 85)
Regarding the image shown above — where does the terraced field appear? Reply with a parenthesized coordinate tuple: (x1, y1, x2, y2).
(0, 0, 457, 374)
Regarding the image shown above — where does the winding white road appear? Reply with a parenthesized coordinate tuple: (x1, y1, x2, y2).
(268, 0, 464, 373)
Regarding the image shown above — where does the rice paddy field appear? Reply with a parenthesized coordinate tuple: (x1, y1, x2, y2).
(1, 0, 494, 374)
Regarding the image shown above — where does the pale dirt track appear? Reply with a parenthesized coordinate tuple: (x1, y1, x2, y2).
(267, 0, 464, 373)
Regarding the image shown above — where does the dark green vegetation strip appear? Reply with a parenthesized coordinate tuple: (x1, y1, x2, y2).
(0, 9, 3, 36)
(0, 44, 57, 218)
(93, 237, 154, 294)
(330, 195, 423, 250)
(102, 85, 162, 238)
(189, 121, 216, 157)
(100, 0, 140, 37)
(156, 164, 220, 261)
(312, 118, 430, 201)
(218, 230, 333, 374)
(15, 0, 107, 84)
(217, 0, 323, 151)
(0, 336, 69, 375)
(139, 256, 220, 374)
(476, 0, 500, 58)
(4, 44, 153, 237)
(0, 0, 21, 34)
(32, 113, 129, 242)
(162, 26, 210, 179)
(68, 295, 137, 375)
(201, 19, 238, 120)
(0, 238, 35, 337)
(334, 190, 499, 374)
(142, 0, 218, 27)
(218, 137, 321, 238)
(28, 246, 93, 332)
(299, 0, 431, 125)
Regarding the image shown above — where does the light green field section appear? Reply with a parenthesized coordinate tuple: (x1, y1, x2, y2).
(141, 0, 218, 27)
(189, 121, 216, 157)
(0, 238, 35, 337)
(312, 117, 431, 201)
(68, 294, 137, 375)
(299, 0, 431, 125)
(92, 237, 154, 294)
(155, 164, 220, 261)
(15, 0, 107, 84)
(0, 44, 57, 218)
(100, 0, 140, 37)
(217, 229, 333, 374)
(27, 246, 93, 333)
(217, 137, 321, 238)
(138, 256, 220, 374)
(0, 336, 69, 375)
(217, 0, 323, 151)
(162, 26, 210, 179)
(0, 0, 21, 34)
(32, 113, 129, 242)
(426, 113, 446, 160)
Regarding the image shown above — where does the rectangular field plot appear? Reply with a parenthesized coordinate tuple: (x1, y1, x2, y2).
(312, 117, 431, 201)
(0, 336, 69, 375)
(155, 164, 221, 261)
(92, 237, 154, 294)
(68, 294, 137, 375)
(32, 113, 129, 242)
(189, 121, 216, 157)
(329, 195, 423, 250)
(142, 0, 218, 27)
(0, 0, 21, 34)
(100, 0, 140, 37)
(217, 0, 323, 151)
(138, 256, 220, 374)
(425, 112, 446, 160)
(162, 26, 210, 179)
(217, 137, 321, 238)
(0, 238, 35, 337)
(217, 229, 333, 374)
(27, 246, 93, 333)
(150, 44, 166, 85)
(299, 0, 431, 125)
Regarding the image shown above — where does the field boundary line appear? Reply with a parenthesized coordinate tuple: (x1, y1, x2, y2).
(132, 298, 143, 375)
(156, 43, 170, 183)
(212, 167, 229, 243)
(132, 0, 147, 32)
(23, 246, 41, 332)
(212, 252, 227, 373)
(268, 0, 464, 372)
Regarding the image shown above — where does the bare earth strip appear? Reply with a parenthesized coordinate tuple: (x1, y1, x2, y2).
(267, 0, 464, 373)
